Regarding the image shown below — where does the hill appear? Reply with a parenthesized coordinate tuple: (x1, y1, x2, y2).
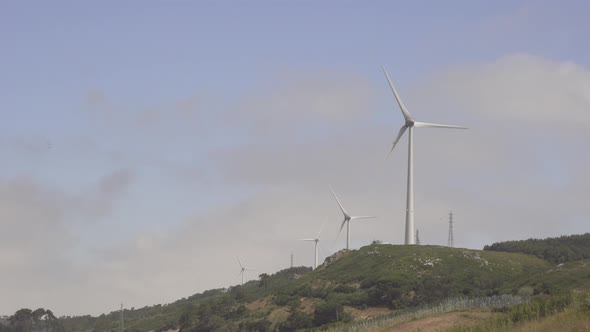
(56, 245, 555, 331)
(4, 236, 589, 331)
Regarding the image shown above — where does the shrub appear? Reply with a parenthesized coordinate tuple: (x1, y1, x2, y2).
(517, 286, 534, 297)
(313, 301, 345, 326)
(334, 284, 356, 294)
(240, 319, 272, 332)
(360, 278, 376, 289)
(278, 311, 313, 332)
(273, 293, 294, 306)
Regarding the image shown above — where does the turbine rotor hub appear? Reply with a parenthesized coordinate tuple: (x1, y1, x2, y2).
(406, 119, 415, 127)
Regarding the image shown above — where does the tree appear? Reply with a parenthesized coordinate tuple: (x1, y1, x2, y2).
(10, 308, 33, 332)
(178, 311, 198, 332)
(32, 308, 46, 322)
(241, 319, 272, 332)
(279, 310, 313, 332)
(313, 301, 344, 326)
(258, 273, 270, 289)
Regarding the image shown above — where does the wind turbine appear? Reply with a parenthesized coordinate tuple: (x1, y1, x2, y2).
(330, 186, 375, 250)
(237, 257, 255, 286)
(382, 66, 467, 245)
(298, 221, 326, 270)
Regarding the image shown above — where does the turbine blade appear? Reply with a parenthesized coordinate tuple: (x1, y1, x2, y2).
(337, 219, 347, 237)
(351, 216, 376, 220)
(329, 185, 349, 217)
(245, 268, 256, 271)
(389, 125, 408, 156)
(382, 66, 413, 121)
(413, 122, 468, 129)
(237, 256, 243, 269)
(298, 238, 316, 241)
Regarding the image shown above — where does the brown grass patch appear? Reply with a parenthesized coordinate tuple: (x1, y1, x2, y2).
(268, 307, 290, 329)
(245, 296, 271, 311)
(344, 306, 394, 320)
(371, 310, 493, 332)
(300, 297, 321, 314)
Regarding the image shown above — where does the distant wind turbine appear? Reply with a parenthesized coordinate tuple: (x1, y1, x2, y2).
(330, 186, 375, 250)
(298, 220, 327, 270)
(237, 257, 255, 286)
(382, 66, 467, 245)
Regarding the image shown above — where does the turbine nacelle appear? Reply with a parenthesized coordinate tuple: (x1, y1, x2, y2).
(299, 238, 320, 243)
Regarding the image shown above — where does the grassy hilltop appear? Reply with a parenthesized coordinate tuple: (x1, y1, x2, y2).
(309, 244, 550, 300)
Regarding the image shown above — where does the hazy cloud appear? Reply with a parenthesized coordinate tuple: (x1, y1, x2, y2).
(0, 170, 134, 313)
(3, 55, 590, 316)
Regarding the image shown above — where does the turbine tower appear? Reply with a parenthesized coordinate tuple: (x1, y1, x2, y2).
(237, 257, 255, 286)
(447, 211, 454, 248)
(120, 303, 124, 332)
(382, 66, 467, 245)
(416, 229, 420, 245)
(330, 185, 375, 250)
(298, 221, 326, 270)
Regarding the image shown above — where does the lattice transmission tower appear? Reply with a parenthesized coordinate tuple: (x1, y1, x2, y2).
(447, 211, 454, 248)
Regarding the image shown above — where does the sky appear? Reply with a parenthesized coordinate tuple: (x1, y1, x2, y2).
(1, 0, 589, 316)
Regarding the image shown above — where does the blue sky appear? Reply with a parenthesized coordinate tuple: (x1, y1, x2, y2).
(1, 0, 590, 315)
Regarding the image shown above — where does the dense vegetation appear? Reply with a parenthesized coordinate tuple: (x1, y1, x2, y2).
(484, 233, 590, 264)
(449, 290, 590, 331)
(308, 245, 549, 307)
(507, 258, 590, 296)
(0, 308, 63, 332)
(58, 267, 313, 332)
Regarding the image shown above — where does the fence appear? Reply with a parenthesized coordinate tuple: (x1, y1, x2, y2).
(319, 295, 528, 332)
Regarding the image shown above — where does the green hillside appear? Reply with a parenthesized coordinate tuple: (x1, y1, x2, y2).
(509, 259, 590, 294)
(308, 244, 550, 304)
(54, 244, 557, 331)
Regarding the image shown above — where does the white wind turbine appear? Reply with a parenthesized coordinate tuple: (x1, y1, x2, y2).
(382, 66, 467, 245)
(237, 257, 255, 286)
(298, 221, 326, 270)
(330, 186, 375, 250)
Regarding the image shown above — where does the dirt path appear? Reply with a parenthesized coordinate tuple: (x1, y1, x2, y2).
(371, 311, 494, 332)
